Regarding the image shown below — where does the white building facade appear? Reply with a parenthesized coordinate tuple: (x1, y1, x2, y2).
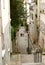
(38, 0, 45, 49)
(0, 0, 11, 65)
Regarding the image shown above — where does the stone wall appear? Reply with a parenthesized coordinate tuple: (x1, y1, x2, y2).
(29, 20, 38, 44)
(16, 27, 28, 54)
(39, 13, 45, 48)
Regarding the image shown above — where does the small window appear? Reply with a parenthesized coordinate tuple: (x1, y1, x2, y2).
(20, 33, 24, 37)
(35, 14, 37, 18)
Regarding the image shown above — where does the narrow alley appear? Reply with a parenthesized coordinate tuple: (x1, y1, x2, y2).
(0, 0, 45, 65)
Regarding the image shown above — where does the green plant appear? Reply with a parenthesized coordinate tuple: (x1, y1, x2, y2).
(10, 0, 27, 40)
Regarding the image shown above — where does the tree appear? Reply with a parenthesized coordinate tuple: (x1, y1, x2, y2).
(10, 0, 27, 40)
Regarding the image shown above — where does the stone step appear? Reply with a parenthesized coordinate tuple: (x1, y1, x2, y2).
(10, 54, 34, 65)
(10, 54, 45, 65)
(22, 63, 42, 65)
(21, 54, 34, 63)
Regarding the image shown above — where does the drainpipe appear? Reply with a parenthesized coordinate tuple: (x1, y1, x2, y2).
(27, 25, 30, 54)
(27, 25, 31, 54)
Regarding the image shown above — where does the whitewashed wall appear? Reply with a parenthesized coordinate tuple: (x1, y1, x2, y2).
(39, 13, 45, 48)
(0, 0, 4, 65)
(40, 13, 45, 24)
(29, 2, 38, 44)
(40, 0, 45, 3)
(38, 32, 44, 48)
(1, 0, 11, 65)
(17, 27, 28, 54)
(40, 0, 45, 13)
(4, 22, 11, 65)
(1, 0, 10, 33)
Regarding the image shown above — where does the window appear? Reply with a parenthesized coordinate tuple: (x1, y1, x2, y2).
(35, 14, 37, 18)
(20, 33, 24, 37)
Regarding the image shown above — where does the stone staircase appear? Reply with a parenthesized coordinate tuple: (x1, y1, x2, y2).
(10, 54, 34, 65)
(10, 54, 43, 65)
(21, 54, 34, 63)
